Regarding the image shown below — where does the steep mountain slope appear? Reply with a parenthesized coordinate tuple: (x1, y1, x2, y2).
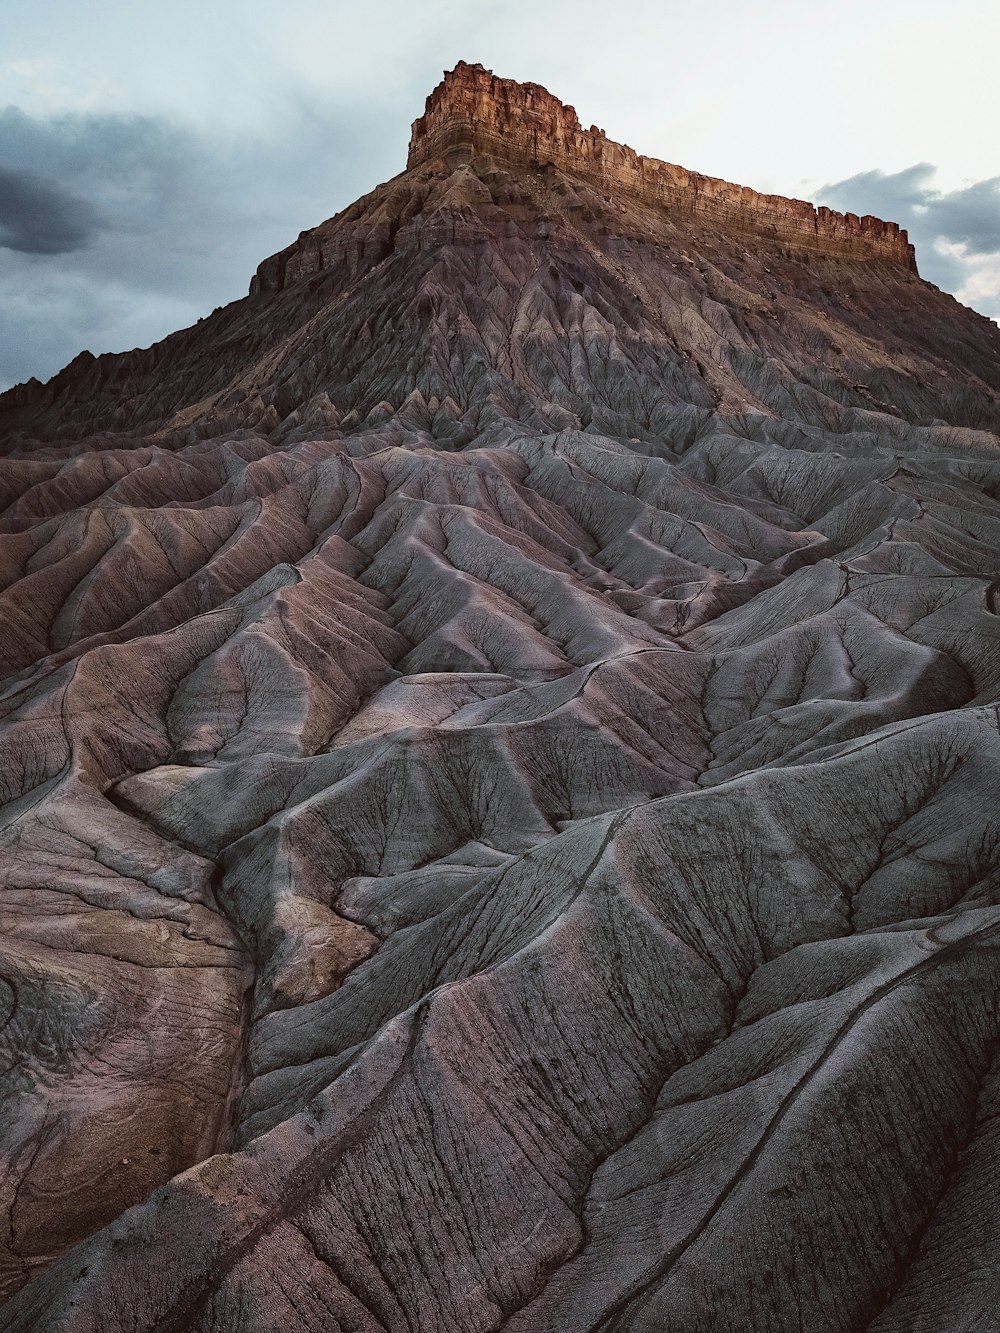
(1, 60, 999, 1332)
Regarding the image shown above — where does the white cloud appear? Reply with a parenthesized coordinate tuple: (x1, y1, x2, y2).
(939, 242, 1000, 323)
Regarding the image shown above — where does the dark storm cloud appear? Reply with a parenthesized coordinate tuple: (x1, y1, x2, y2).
(0, 100, 397, 390)
(928, 176, 1000, 254)
(0, 167, 94, 253)
(0, 105, 217, 265)
(818, 164, 1000, 317)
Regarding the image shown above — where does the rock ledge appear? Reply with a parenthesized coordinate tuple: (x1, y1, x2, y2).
(408, 61, 917, 269)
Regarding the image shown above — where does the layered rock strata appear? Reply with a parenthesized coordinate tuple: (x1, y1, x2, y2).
(408, 61, 917, 268)
(0, 62, 999, 1333)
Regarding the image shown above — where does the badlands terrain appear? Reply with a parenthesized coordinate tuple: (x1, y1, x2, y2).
(1, 61, 999, 1331)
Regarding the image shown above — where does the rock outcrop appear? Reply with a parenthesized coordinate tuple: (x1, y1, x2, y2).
(0, 62, 999, 1333)
(409, 62, 917, 268)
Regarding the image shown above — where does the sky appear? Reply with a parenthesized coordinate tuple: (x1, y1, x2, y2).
(1, 0, 998, 391)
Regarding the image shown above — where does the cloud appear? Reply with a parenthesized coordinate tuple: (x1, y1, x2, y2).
(0, 99, 398, 390)
(818, 164, 1000, 323)
(0, 167, 95, 253)
(929, 177, 1000, 255)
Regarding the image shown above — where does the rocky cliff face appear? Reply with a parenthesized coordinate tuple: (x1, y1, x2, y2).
(409, 62, 917, 268)
(0, 63, 999, 1333)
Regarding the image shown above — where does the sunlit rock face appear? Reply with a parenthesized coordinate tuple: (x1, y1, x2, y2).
(1, 60, 1000, 1333)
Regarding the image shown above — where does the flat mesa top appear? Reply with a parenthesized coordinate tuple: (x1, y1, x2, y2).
(407, 61, 916, 269)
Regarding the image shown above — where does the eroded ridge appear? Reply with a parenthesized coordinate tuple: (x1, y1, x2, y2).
(1, 61, 1000, 1333)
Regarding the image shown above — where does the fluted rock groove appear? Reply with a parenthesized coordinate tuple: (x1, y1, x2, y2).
(1, 60, 999, 1332)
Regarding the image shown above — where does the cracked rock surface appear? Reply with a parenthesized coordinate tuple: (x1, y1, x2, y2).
(1, 61, 1000, 1332)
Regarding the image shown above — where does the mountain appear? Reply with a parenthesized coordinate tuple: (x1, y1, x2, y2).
(1, 59, 999, 1332)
